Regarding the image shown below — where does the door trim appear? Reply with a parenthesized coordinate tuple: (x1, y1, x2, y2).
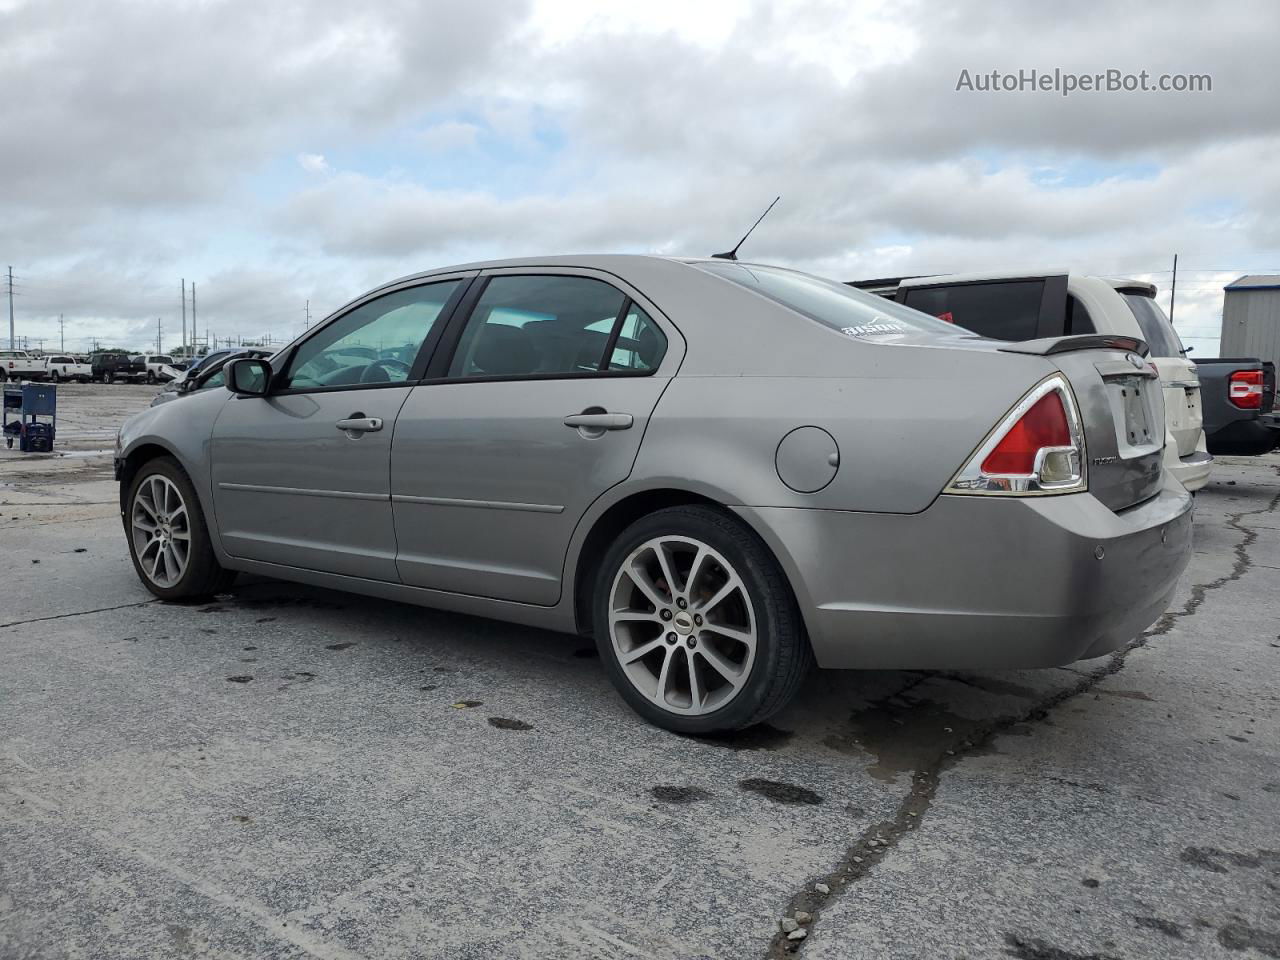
(392, 493, 565, 514)
(217, 481, 387, 502)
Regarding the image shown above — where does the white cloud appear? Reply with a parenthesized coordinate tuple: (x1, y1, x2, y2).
(297, 153, 332, 174)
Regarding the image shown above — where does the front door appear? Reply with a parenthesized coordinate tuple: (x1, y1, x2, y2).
(390, 271, 679, 604)
(209, 276, 469, 580)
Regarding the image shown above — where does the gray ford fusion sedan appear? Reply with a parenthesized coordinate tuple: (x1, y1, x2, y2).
(116, 255, 1192, 733)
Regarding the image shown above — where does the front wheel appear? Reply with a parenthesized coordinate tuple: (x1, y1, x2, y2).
(125, 456, 236, 600)
(104, 370, 115, 384)
(594, 505, 811, 734)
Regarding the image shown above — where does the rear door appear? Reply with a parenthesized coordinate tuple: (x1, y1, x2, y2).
(209, 275, 471, 580)
(390, 269, 682, 605)
(1122, 292, 1202, 458)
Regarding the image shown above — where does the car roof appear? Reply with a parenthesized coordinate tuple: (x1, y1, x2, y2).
(897, 268, 1070, 287)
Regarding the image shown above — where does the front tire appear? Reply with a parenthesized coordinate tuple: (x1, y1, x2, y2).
(593, 505, 811, 734)
(125, 456, 236, 600)
(104, 370, 115, 384)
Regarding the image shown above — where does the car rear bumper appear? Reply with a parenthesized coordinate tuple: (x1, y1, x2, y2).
(1166, 446, 1213, 492)
(1207, 417, 1280, 456)
(735, 475, 1192, 670)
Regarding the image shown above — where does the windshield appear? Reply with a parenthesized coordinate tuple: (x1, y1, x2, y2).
(695, 261, 966, 340)
(1123, 294, 1184, 358)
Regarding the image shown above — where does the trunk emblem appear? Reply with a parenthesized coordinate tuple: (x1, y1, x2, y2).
(1091, 455, 1120, 466)
(1126, 353, 1146, 369)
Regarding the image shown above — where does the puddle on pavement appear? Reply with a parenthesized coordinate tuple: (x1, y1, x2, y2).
(823, 694, 977, 784)
(739, 777, 823, 805)
(650, 785, 710, 804)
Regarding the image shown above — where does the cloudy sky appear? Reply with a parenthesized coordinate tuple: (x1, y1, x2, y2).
(3, 0, 1279, 355)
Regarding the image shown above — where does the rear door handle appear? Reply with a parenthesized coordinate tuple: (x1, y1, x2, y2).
(563, 412, 633, 431)
(335, 416, 383, 434)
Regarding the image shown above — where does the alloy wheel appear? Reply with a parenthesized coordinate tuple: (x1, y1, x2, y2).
(130, 474, 192, 588)
(608, 536, 758, 716)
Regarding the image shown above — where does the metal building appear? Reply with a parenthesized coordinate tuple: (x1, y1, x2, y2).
(1222, 275, 1280, 363)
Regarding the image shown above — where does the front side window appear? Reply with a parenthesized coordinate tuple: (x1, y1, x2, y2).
(449, 275, 656, 378)
(1123, 294, 1184, 358)
(282, 279, 462, 390)
(902, 281, 1044, 341)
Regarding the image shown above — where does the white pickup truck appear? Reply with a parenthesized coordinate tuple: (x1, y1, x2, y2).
(134, 354, 184, 384)
(0, 350, 47, 382)
(40, 354, 94, 382)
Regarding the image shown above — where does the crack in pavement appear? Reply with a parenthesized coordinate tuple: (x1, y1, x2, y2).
(0, 599, 157, 631)
(766, 476, 1280, 958)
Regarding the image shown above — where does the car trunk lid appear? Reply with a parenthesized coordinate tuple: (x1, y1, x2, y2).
(1001, 335, 1165, 511)
(1151, 355, 1204, 457)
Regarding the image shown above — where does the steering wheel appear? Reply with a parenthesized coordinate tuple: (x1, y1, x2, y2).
(358, 358, 411, 384)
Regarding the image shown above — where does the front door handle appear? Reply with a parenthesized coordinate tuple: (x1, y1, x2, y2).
(563, 412, 633, 431)
(335, 416, 383, 434)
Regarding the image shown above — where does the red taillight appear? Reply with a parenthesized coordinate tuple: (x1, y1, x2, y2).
(981, 390, 1071, 474)
(1229, 370, 1263, 410)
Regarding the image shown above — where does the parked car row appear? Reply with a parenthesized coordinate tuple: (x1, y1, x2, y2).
(0, 350, 191, 383)
(117, 255, 1194, 733)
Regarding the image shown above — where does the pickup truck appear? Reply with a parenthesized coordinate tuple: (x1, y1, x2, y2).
(1193, 359, 1280, 455)
(40, 354, 94, 382)
(90, 351, 147, 384)
(0, 350, 47, 382)
(872, 268, 1214, 492)
(133, 354, 185, 384)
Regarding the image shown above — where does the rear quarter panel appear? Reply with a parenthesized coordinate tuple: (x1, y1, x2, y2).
(632, 343, 1054, 514)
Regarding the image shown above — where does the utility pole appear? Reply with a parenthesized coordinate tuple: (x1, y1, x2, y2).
(156, 317, 162, 354)
(305, 299, 311, 330)
(191, 282, 197, 352)
(58, 314, 65, 352)
(7, 266, 14, 349)
(181, 278, 187, 355)
(1169, 254, 1178, 325)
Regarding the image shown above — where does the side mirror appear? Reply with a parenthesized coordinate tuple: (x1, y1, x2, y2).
(226, 358, 272, 397)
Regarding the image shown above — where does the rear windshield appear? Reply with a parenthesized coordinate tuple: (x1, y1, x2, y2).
(1123, 294, 1184, 358)
(695, 261, 964, 340)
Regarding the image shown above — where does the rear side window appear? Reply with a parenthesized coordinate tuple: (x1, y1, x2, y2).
(902, 281, 1043, 341)
(448, 275, 664, 378)
(1065, 295, 1096, 335)
(696, 261, 960, 338)
(1123, 294, 1184, 358)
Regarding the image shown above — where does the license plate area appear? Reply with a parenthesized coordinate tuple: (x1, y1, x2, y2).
(1104, 375, 1160, 458)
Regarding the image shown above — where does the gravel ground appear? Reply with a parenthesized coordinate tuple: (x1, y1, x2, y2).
(1, 384, 1277, 960)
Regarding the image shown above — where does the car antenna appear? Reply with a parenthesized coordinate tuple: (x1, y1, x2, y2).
(711, 196, 780, 261)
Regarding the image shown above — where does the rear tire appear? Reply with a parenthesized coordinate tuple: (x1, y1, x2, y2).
(146, 371, 156, 384)
(104, 370, 115, 384)
(593, 505, 812, 734)
(125, 456, 237, 600)
(50, 370, 60, 383)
